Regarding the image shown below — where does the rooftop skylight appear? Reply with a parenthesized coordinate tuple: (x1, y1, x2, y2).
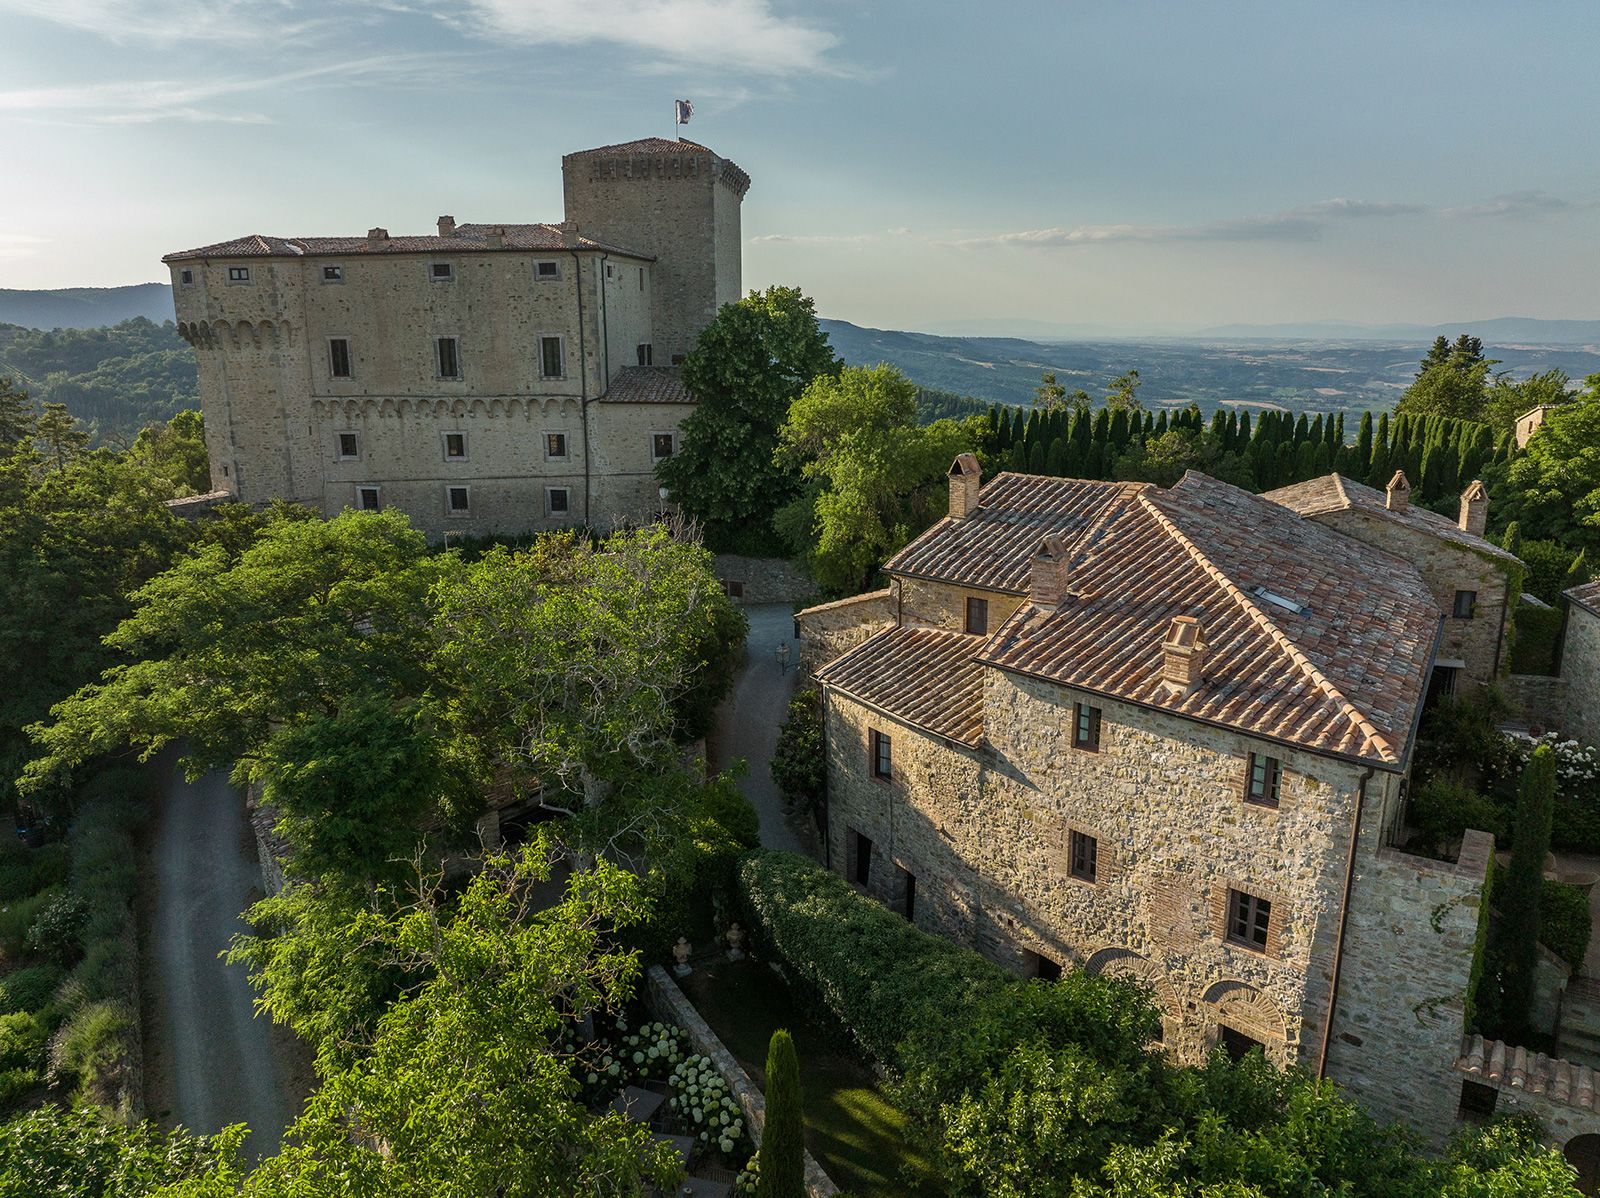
(1251, 585, 1310, 617)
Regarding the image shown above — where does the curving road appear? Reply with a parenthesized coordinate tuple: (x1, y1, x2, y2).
(709, 603, 813, 856)
(145, 755, 307, 1155)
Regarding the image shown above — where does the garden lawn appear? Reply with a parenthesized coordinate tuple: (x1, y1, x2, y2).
(679, 956, 943, 1197)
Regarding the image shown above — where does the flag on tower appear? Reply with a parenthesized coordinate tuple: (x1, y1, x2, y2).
(675, 99, 694, 126)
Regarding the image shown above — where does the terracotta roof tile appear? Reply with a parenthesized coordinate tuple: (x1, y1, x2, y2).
(566, 137, 715, 156)
(816, 627, 985, 746)
(1457, 1033, 1600, 1111)
(163, 225, 651, 263)
(1567, 579, 1600, 618)
(599, 366, 692, 405)
(1263, 473, 1520, 567)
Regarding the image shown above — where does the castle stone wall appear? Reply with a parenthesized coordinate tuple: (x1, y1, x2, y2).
(796, 589, 895, 671)
(896, 575, 1025, 635)
(1563, 605, 1600, 747)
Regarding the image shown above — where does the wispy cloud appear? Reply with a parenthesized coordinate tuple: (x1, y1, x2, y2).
(440, 0, 842, 75)
(0, 55, 463, 125)
(0, 234, 49, 259)
(750, 232, 876, 245)
(0, 0, 322, 45)
(1444, 190, 1600, 219)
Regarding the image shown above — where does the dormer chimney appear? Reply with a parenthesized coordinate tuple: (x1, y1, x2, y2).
(1030, 534, 1068, 609)
(367, 227, 389, 243)
(1385, 470, 1411, 512)
(1161, 616, 1207, 695)
(485, 226, 504, 249)
(948, 453, 982, 521)
(1459, 479, 1489, 537)
(559, 219, 580, 248)
(437, 215, 456, 237)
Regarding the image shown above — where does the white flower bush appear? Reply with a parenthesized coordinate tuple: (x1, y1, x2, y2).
(668, 1053, 746, 1153)
(1493, 733, 1600, 794)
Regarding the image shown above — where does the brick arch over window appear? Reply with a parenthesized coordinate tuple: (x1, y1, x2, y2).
(1201, 979, 1288, 1060)
(1084, 947, 1184, 1039)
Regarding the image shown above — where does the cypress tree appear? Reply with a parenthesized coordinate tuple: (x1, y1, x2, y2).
(758, 1029, 804, 1198)
(1332, 412, 1344, 448)
(1356, 412, 1374, 475)
(1225, 410, 1240, 449)
(1092, 408, 1110, 449)
(1294, 412, 1311, 444)
(1276, 443, 1295, 486)
(1045, 437, 1068, 476)
(994, 407, 1013, 451)
(1210, 409, 1228, 440)
(1154, 410, 1169, 437)
(1499, 746, 1557, 1036)
(1309, 414, 1325, 446)
(1109, 409, 1131, 450)
(1237, 411, 1251, 447)
(1294, 440, 1319, 481)
(1568, 549, 1591, 589)
(1501, 521, 1522, 560)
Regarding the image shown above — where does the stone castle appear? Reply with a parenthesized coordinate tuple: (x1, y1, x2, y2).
(163, 137, 749, 536)
(799, 460, 1600, 1155)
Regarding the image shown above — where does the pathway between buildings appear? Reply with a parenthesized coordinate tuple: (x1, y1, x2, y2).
(709, 603, 811, 856)
(144, 755, 307, 1155)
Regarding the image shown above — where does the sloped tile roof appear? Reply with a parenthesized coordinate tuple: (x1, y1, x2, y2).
(1567, 579, 1600, 618)
(975, 473, 1439, 766)
(1263, 473, 1521, 568)
(1457, 1033, 1600, 1111)
(817, 627, 986, 746)
(884, 474, 1125, 593)
(567, 137, 715, 156)
(599, 367, 692, 405)
(163, 225, 650, 263)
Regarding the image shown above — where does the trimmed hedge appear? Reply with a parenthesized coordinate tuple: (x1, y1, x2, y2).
(1540, 880, 1593, 970)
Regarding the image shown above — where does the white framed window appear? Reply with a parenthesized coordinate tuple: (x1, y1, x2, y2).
(436, 336, 461, 380)
(321, 264, 344, 283)
(546, 486, 570, 516)
(430, 261, 455, 282)
(442, 431, 467, 461)
(356, 485, 381, 511)
(336, 431, 360, 460)
(539, 335, 564, 379)
(226, 265, 251, 283)
(651, 431, 676, 461)
(179, 268, 194, 286)
(446, 485, 471, 516)
(545, 432, 568, 461)
(328, 337, 353, 380)
(534, 260, 560, 281)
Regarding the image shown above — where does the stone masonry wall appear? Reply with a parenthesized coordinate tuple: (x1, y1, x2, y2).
(1503, 674, 1571, 735)
(1563, 605, 1600, 747)
(896, 575, 1025, 636)
(1307, 509, 1508, 687)
(711, 555, 816, 606)
(1323, 829, 1492, 1147)
(824, 670, 1376, 1068)
(796, 589, 895, 672)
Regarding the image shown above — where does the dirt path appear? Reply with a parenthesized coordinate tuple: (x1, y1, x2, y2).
(142, 755, 309, 1155)
(708, 603, 813, 856)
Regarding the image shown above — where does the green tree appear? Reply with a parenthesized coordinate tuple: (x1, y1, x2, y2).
(0, 378, 35, 451)
(1484, 369, 1573, 433)
(1033, 370, 1067, 412)
(1505, 380, 1600, 550)
(657, 286, 839, 549)
(1499, 745, 1557, 1035)
(127, 409, 210, 496)
(758, 1029, 805, 1198)
(778, 365, 976, 595)
(33, 402, 92, 470)
(0, 1104, 239, 1197)
(771, 687, 824, 830)
(1105, 370, 1143, 412)
(1398, 336, 1497, 422)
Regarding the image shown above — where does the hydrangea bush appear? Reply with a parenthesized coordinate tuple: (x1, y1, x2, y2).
(1487, 733, 1600, 852)
(668, 1053, 747, 1156)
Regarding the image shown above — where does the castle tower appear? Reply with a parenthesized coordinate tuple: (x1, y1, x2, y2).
(561, 138, 749, 366)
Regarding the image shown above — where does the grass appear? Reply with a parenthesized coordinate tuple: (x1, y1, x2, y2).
(679, 956, 943, 1198)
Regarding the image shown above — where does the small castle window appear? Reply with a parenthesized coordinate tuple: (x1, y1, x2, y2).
(1453, 590, 1478, 619)
(965, 596, 988, 635)
(605, 263, 615, 280)
(870, 729, 892, 780)
(546, 486, 570, 515)
(336, 431, 359, 460)
(1226, 888, 1271, 952)
(356, 485, 380, 512)
(1069, 830, 1098, 883)
(1073, 703, 1101, 752)
(446, 485, 470, 516)
(436, 337, 461, 380)
(430, 262, 454, 282)
(322, 264, 344, 283)
(849, 827, 873, 885)
(227, 266, 250, 283)
(899, 868, 916, 922)
(179, 269, 193, 286)
(638, 267, 645, 290)
(535, 260, 560, 281)
(652, 432, 675, 461)
(540, 336, 564, 379)
(637, 343, 654, 366)
(546, 432, 568, 460)
(443, 432, 466, 461)
(329, 338, 352, 379)
(1245, 753, 1281, 808)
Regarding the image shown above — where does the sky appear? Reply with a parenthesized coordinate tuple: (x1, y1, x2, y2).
(3, 0, 1599, 334)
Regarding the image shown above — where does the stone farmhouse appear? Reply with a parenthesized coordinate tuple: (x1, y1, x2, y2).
(162, 137, 749, 537)
(798, 459, 1600, 1151)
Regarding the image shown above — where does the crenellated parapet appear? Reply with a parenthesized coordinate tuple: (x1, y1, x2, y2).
(177, 318, 294, 351)
(310, 395, 581, 422)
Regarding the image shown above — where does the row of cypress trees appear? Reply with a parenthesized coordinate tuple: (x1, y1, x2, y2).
(983, 402, 1516, 501)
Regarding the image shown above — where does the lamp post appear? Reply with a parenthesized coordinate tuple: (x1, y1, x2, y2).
(775, 641, 791, 675)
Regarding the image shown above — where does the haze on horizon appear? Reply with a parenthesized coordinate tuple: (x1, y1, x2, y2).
(2, 0, 1598, 335)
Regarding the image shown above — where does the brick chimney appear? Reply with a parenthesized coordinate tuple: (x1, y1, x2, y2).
(948, 453, 982, 521)
(367, 227, 389, 243)
(1459, 479, 1489, 536)
(1385, 469, 1411, 512)
(485, 226, 504, 248)
(559, 219, 580, 248)
(437, 215, 456, 237)
(1030, 534, 1068, 608)
(1161, 616, 1207, 695)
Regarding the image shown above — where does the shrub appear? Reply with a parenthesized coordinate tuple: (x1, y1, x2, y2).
(1512, 603, 1564, 675)
(0, 1012, 47, 1073)
(0, 889, 57, 961)
(0, 843, 68, 905)
(1540, 881, 1592, 970)
(0, 965, 64, 1016)
(771, 688, 825, 828)
(67, 932, 137, 1006)
(0, 1104, 233, 1192)
(25, 892, 91, 966)
(49, 1000, 132, 1104)
(1408, 778, 1505, 858)
(758, 1029, 804, 1198)
(0, 1069, 37, 1112)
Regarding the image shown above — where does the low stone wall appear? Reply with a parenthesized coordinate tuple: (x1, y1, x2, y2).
(646, 965, 839, 1197)
(1457, 1034, 1600, 1144)
(162, 489, 233, 519)
(712, 555, 817, 606)
(1503, 673, 1569, 734)
(795, 588, 894, 672)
